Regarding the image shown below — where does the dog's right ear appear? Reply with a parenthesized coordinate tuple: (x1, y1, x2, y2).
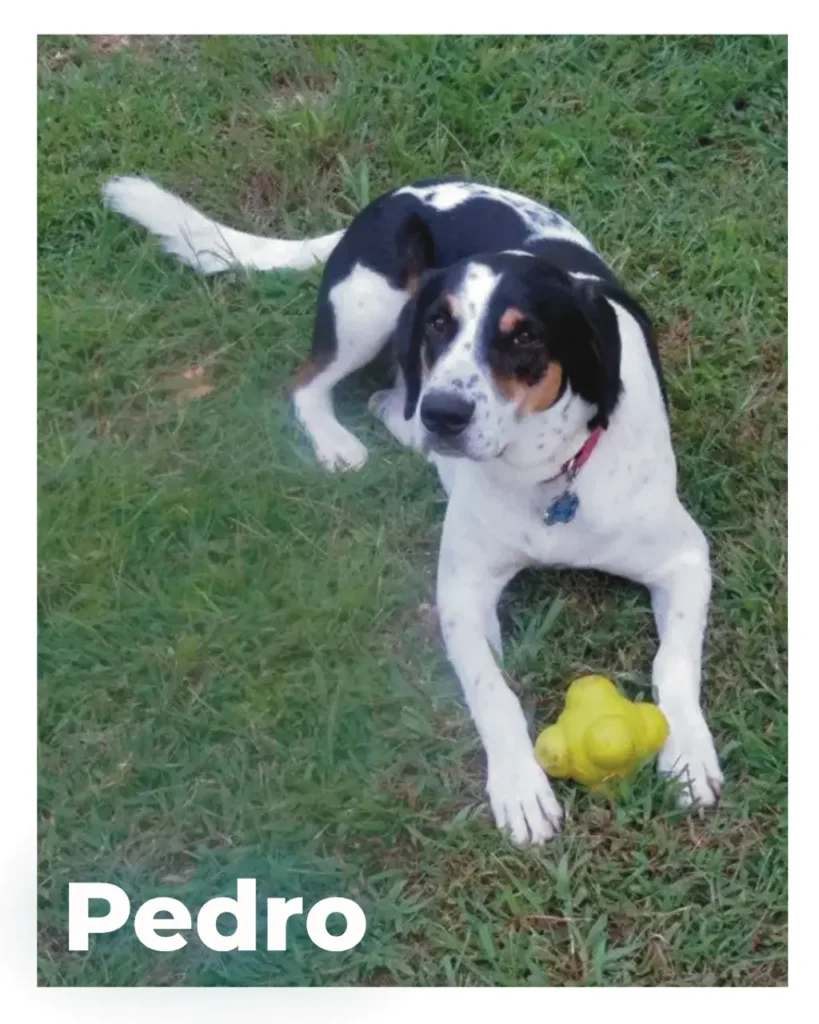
(394, 275, 442, 419)
(393, 214, 438, 418)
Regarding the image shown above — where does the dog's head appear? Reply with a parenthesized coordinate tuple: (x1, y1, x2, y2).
(394, 215, 634, 462)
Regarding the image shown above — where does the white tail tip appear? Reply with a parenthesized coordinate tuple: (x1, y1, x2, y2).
(103, 175, 344, 275)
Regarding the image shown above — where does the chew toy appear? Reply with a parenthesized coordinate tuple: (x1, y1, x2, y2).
(534, 675, 668, 791)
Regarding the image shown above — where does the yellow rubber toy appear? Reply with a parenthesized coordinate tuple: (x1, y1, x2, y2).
(534, 675, 668, 791)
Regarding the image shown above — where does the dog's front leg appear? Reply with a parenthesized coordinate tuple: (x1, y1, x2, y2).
(644, 517, 724, 808)
(436, 510, 562, 845)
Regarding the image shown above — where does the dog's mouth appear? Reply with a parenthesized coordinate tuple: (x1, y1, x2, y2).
(422, 435, 467, 458)
(421, 433, 505, 463)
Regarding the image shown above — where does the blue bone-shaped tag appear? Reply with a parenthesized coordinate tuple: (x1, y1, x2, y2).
(544, 489, 579, 526)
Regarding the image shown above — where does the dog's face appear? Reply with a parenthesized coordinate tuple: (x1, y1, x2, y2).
(394, 218, 626, 462)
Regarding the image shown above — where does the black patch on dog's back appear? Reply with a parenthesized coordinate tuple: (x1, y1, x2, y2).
(525, 237, 619, 286)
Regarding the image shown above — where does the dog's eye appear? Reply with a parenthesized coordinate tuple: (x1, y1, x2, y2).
(426, 311, 455, 338)
(428, 312, 450, 333)
(512, 327, 538, 347)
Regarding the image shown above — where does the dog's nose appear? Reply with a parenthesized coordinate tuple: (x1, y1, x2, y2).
(420, 391, 476, 436)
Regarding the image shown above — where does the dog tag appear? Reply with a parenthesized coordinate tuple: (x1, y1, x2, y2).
(544, 489, 579, 526)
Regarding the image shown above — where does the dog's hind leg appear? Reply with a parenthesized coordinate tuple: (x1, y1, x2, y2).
(368, 368, 417, 450)
(293, 264, 407, 471)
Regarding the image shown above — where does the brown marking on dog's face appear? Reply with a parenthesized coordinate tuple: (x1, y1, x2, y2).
(499, 306, 526, 334)
(494, 360, 563, 414)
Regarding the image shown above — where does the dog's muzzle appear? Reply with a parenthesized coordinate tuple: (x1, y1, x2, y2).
(419, 390, 475, 439)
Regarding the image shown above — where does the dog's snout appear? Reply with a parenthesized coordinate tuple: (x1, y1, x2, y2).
(420, 390, 476, 437)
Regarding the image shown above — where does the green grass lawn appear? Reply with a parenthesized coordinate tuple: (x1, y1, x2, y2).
(37, 35, 787, 986)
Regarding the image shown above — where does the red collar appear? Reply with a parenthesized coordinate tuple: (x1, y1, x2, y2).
(561, 425, 604, 479)
(541, 426, 604, 485)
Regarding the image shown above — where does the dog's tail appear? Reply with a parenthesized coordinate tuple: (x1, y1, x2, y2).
(102, 176, 345, 275)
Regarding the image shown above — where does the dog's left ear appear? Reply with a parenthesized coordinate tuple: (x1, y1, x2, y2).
(393, 214, 438, 418)
(572, 279, 664, 427)
(571, 279, 624, 429)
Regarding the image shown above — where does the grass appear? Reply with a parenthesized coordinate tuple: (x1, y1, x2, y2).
(37, 35, 787, 986)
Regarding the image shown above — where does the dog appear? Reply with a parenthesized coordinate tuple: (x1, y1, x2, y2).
(103, 176, 723, 845)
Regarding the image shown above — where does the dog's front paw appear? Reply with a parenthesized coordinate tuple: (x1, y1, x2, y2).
(658, 708, 723, 809)
(486, 754, 563, 845)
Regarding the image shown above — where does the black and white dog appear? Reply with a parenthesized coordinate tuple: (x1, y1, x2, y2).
(103, 176, 723, 845)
